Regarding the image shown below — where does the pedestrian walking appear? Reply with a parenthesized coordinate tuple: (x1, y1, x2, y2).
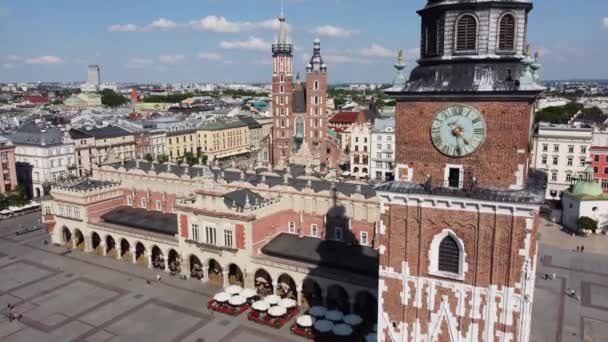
(576, 246, 580, 252)
(581, 245, 585, 252)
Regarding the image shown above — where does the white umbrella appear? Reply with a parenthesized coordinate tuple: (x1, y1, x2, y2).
(366, 333, 377, 342)
(264, 294, 281, 305)
(278, 298, 297, 309)
(296, 315, 315, 327)
(314, 319, 334, 333)
(268, 305, 287, 317)
(225, 285, 242, 295)
(325, 310, 344, 322)
(228, 295, 246, 306)
(252, 300, 270, 311)
(240, 288, 257, 298)
(332, 323, 353, 336)
(213, 292, 231, 302)
(256, 277, 268, 283)
(344, 313, 363, 326)
(309, 306, 327, 317)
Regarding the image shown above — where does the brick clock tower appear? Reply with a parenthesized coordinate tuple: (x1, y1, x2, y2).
(377, 1, 546, 341)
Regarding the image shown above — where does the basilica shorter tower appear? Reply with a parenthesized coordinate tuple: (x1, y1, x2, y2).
(377, 0, 545, 341)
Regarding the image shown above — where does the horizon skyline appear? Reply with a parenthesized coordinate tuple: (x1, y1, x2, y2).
(1, 0, 607, 83)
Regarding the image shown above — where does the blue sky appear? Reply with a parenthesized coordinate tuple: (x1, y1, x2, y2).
(0, 0, 607, 83)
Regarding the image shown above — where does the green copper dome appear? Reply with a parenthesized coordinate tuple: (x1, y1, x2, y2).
(571, 166, 603, 197)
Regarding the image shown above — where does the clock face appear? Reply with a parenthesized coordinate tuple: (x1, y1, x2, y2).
(430, 105, 486, 157)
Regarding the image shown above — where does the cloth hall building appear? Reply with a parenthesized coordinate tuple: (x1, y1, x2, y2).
(43, 160, 380, 321)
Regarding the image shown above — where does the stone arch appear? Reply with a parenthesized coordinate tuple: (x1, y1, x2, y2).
(429, 228, 467, 280)
(327, 284, 350, 313)
(189, 255, 204, 279)
(302, 277, 323, 309)
(105, 235, 117, 257)
(277, 273, 297, 300)
(134, 242, 147, 266)
(91, 232, 101, 255)
(73, 229, 84, 251)
(167, 249, 181, 274)
(62, 226, 72, 246)
(207, 259, 223, 287)
(354, 291, 377, 323)
(151, 245, 164, 270)
(254, 268, 273, 297)
(228, 264, 244, 286)
(120, 239, 131, 261)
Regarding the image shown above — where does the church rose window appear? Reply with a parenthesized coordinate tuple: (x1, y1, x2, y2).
(498, 14, 516, 51)
(456, 14, 477, 52)
(438, 236, 460, 274)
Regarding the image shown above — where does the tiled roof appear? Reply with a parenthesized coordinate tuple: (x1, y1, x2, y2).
(262, 233, 379, 276)
(101, 206, 178, 236)
(70, 126, 133, 139)
(9, 121, 66, 147)
(329, 112, 360, 124)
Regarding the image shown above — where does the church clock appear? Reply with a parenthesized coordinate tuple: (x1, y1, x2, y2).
(430, 105, 486, 157)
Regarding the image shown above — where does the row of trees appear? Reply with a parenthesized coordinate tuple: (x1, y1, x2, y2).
(100, 89, 129, 107)
(535, 103, 604, 124)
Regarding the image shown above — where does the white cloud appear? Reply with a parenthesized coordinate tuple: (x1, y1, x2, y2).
(360, 44, 395, 58)
(311, 25, 358, 38)
(220, 37, 269, 50)
(603, 17, 608, 29)
(158, 54, 185, 65)
(189, 16, 285, 33)
(108, 24, 139, 32)
(197, 52, 222, 61)
(25, 56, 63, 65)
(149, 18, 177, 31)
(126, 58, 154, 69)
(3, 55, 23, 62)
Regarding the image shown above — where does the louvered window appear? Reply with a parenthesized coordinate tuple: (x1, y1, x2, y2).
(438, 236, 460, 274)
(456, 14, 477, 52)
(424, 19, 444, 57)
(498, 14, 516, 51)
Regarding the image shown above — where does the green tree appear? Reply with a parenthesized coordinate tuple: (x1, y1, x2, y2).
(8, 185, 29, 207)
(157, 154, 169, 164)
(241, 105, 251, 111)
(576, 216, 598, 234)
(143, 153, 154, 163)
(535, 103, 584, 124)
(182, 152, 199, 166)
(200, 154, 209, 165)
(100, 89, 129, 107)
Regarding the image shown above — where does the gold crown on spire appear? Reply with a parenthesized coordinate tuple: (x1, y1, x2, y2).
(397, 49, 403, 64)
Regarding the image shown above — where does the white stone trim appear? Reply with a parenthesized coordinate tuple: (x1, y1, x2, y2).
(444, 164, 464, 189)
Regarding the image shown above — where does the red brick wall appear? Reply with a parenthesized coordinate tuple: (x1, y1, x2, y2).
(252, 209, 376, 252)
(180, 214, 188, 238)
(395, 100, 534, 188)
(235, 224, 245, 249)
(380, 203, 539, 340)
(87, 197, 125, 221)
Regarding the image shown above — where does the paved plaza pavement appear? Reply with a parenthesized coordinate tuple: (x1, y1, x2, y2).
(1, 213, 608, 341)
(0, 213, 302, 342)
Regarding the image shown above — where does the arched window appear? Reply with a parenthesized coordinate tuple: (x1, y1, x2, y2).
(498, 14, 516, 51)
(314, 80, 319, 90)
(438, 236, 460, 274)
(295, 116, 305, 138)
(455, 14, 477, 52)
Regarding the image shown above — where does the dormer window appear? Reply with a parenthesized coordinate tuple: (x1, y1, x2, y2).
(455, 14, 478, 52)
(498, 13, 516, 52)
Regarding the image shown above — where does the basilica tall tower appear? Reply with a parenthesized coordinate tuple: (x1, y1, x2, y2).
(377, 0, 545, 341)
(271, 14, 294, 167)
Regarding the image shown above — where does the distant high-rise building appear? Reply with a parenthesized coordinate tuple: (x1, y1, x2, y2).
(87, 65, 100, 88)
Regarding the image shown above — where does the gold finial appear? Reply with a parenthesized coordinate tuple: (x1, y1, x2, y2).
(397, 49, 403, 64)
(525, 44, 531, 57)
